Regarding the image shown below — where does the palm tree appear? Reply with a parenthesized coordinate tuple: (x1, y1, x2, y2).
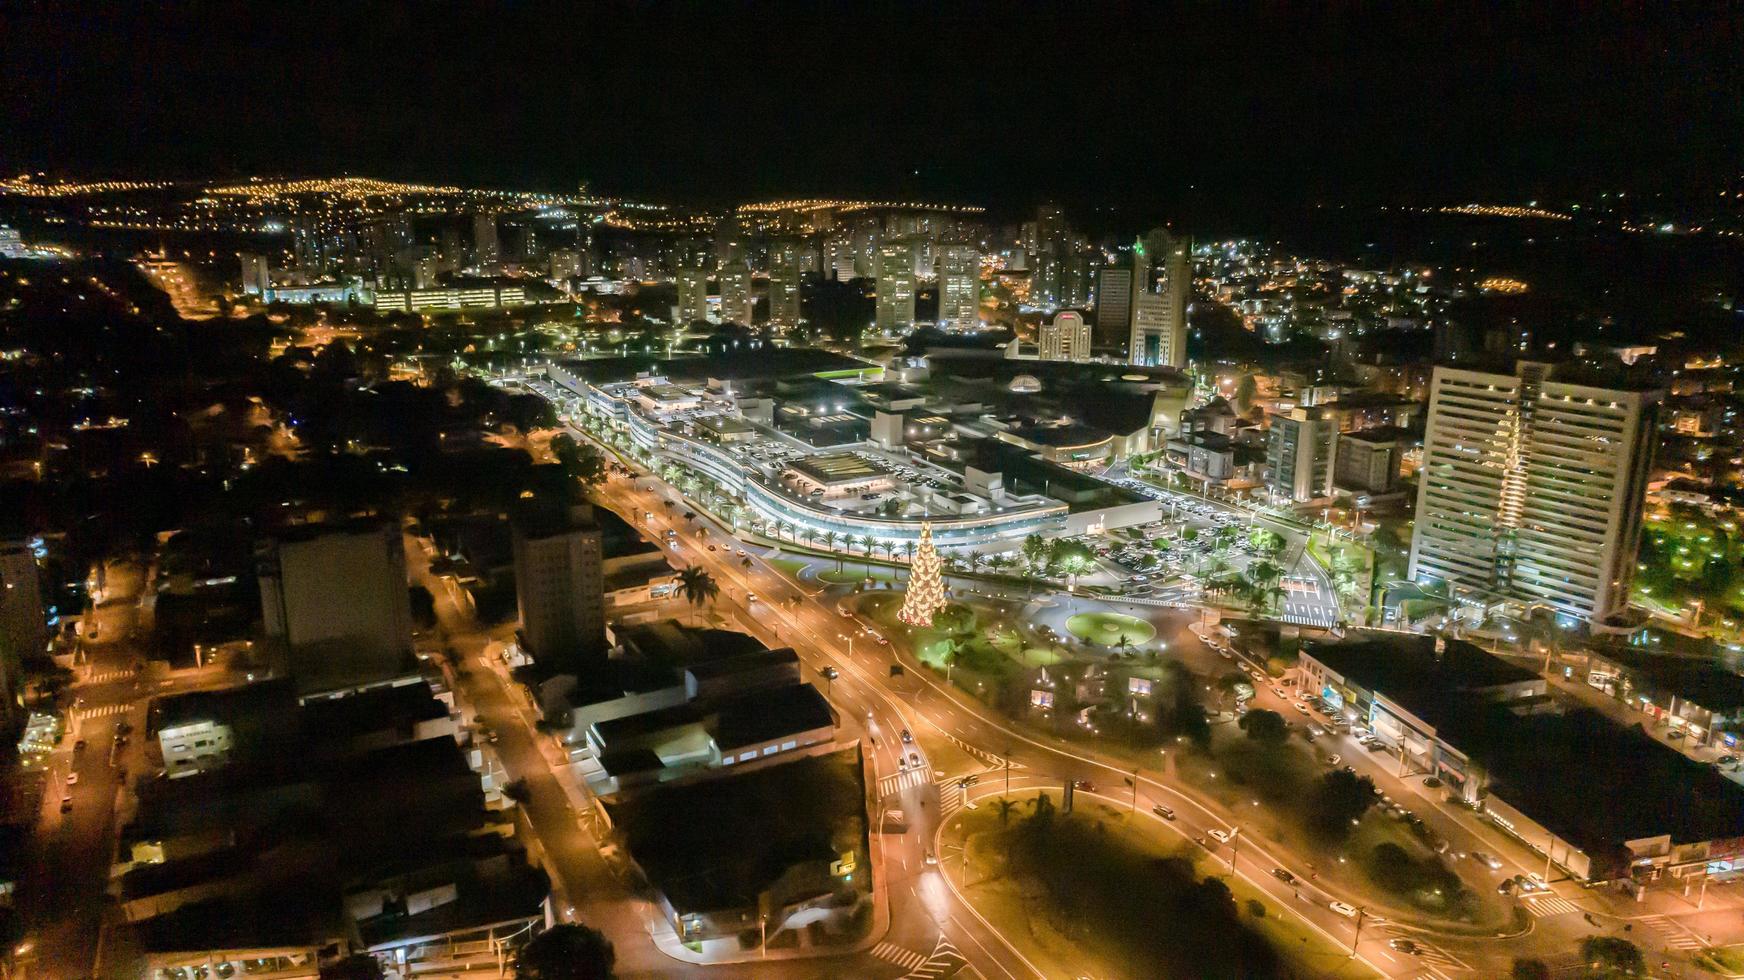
(676, 567, 720, 626)
(987, 554, 1014, 576)
(995, 797, 1017, 827)
(822, 531, 841, 571)
(902, 541, 917, 565)
(803, 527, 817, 550)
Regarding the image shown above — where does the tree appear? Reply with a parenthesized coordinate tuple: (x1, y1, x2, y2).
(675, 567, 719, 626)
(1509, 958, 1551, 980)
(902, 540, 917, 564)
(821, 530, 840, 570)
(1307, 768, 1376, 837)
(408, 585, 438, 629)
(551, 434, 606, 488)
(1580, 936, 1644, 977)
(995, 797, 1017, 827)
(1022, 533, 1049, 575)
(516, 922, 616, 980)
(1238, 708, 1289, 746)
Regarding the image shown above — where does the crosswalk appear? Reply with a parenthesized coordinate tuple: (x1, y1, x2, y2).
(1638, 913, 1705, 951)
(878, 767, 931, 796)
(1382, 928, 1467, 973)
(1522, 895, 1582, 918)
(76, 703, 131, 720)
(872, 938, 968, 979)
(872, 942, 927, 971)
(81, 668, 136, 685)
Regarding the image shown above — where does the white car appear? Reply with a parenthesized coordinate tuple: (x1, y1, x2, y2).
(1207, 829, 1231, 844)
(1329, 901, 1358, 918)
(1522, 873, 1550, 892)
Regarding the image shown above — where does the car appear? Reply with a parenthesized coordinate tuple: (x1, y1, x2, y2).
(1270, 686, 1287, 699)
(745, 591, 757, 602)
(1472, 851, 1503, 870)
(923, 850, 938, 866)
(900, 728, 913, 744)
(707, 544, 717, 551)
(874, 634, 889, 645)
(1073, 779, 1097, 792)
(1207, 829, 1231, 844)
(1423, 776, 1443, 788)
(1388, 938, 1420, 955)
(1218, 649, 1234, 660)
(820, 666, 839, 680)
(1307, 724, 1326, 738)
(1522, 873, 1550, 893)
(1293, 702, 1311, 715)
(909, 752, 921, 767)
(1152, 804, 1176, 820)
(60, 797, 73, 814)
(65, 772, 78, 785)
(1667, 729, 1686, 740)
(1271, 867, 1295, 884)
(1720, 754, 1739, 768)
(1498, 877, 1519, 895)
(1326, 754, 1342, 766)
(1329, 901, 1358, 918)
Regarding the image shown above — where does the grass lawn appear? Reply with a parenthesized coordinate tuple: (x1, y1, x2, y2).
(1698, 944, 1744, 976)
(818, 565, 900, 585)
(1065, 611, 1158, 647)
(765, 557, 809, 579)
(950, 792, 1376, 980)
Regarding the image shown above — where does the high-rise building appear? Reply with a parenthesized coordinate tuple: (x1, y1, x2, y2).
(1266, 408, 1336, 502)
(1095, 265, 1134, 349)
(768, 243, 803, 330)
(1040, 310, 1091, 362)
(719, 262, 755, 326)
(0, 540, 45, 718)
(676, 266, 709, 325)
(550, 248, 584, 283)
(1407, 362, 1661, 623)
(1130, 230, 1191, 368)
(238, 253, 272, 296)
(413, 255, 443, 290)
(936, 242, 980, 331)
(512, 502, 605, 663)
(472, 213, 501, 270)
(258, 520, 415, 696)
(1030, 205, 1068, 308)
(875, 243, 916, 331)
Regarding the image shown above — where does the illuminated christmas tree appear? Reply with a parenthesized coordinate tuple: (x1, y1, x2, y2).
(898, 522, 947, 628)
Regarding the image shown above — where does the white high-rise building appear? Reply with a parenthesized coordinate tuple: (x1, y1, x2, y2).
(937, 242, 980, 331)
(1408, 362, 1661, 623)
(472, 213, 501, 270)
(512, 502, 605, 663)
(676, 266, 709, 325)
(875, 242, 916, 331)
(238, 252, 272, 296)
(1266, 408, 1336, 502)
(719, 262, 754, 326)
(1039, 311, 1091, 362)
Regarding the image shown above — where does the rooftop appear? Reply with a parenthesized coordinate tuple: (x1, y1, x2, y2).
(712, 683, 835, 751)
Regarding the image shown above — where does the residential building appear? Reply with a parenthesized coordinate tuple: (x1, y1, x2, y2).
(1094, 264, 1133, 349)
(1407, 361, 1661, 623)
(768, 243, 803, 329)
(937, 242, 980, 330)
(1333, 426, 1405, 495)
(237, 252, 271, 296)
(874, 242, 916, 331)
(1266, 407, 1336, 502)
(719, 261, 754, 326)
(511, 501, 605, 663)
(0, 540, 44, 717)
(675, 265, 709, 325)
(471, 213, 500, 269)
(258, 519, 415, 697)
(1039, 310, 1091, 362)
(370, 285, 525, 312)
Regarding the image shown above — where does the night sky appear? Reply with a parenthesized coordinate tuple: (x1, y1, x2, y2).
(2, 3, 1740, 220)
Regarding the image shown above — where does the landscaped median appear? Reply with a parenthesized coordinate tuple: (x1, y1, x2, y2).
(936, 788, 1381, 980)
